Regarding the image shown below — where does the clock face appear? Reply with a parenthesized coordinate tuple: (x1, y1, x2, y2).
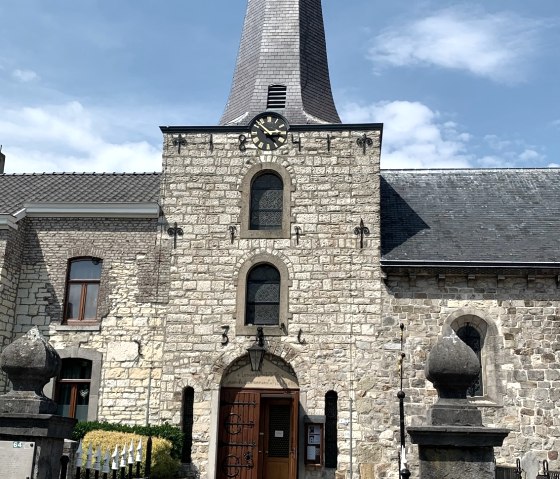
(249, 113, 289, 151)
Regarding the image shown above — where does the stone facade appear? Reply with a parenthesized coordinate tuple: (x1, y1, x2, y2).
(0, 216, 167, 423)
(158, 127, 382, 477)
(383, 271, 560, 474)
(0, 224, 27, 392)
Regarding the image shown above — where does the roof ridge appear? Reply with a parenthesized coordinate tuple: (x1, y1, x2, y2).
(0, 172, 162, 177)
(381, 168, 560, 173)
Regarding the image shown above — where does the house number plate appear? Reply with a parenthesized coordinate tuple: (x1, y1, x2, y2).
(0, 441, 35, 478)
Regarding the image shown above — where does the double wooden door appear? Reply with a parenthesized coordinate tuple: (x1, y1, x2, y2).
(218, 389, 298, 479)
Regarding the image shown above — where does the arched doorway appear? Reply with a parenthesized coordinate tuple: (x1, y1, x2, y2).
(218, 353, 299, 479)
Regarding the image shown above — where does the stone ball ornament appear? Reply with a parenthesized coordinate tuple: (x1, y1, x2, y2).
(0, 327, 61, 414)
(425, 325, 481, 400)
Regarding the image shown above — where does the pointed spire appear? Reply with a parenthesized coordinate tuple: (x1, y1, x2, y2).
(220, 0, 341, 126)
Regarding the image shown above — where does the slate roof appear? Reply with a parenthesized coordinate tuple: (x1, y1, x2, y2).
(381, 169, 560, 264)
(220, 0, 340, 126)
(0, 172, 161, 215)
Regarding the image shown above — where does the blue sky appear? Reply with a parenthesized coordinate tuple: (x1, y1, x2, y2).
(0, 0, 559, 173)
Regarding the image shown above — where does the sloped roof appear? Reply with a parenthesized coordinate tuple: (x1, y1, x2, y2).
(0, 172, 161, 215)
(381, 169, 560, 264)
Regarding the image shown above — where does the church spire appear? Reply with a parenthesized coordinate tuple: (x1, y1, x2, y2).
(220, 0, 341, 126)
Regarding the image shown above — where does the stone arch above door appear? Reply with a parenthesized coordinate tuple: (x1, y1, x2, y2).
(221, 352, 299, 390)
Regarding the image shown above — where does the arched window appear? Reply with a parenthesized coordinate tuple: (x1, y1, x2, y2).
(55, 358, 92, 421)
(240, 164, 292, 239)
(325, 391, 338, 468)
(456, 324, 483, 397)
(182, 387, 195, 463)
(250, 173, 283, 231)
(236, 254, 290, 336)
(64, 257, 102, 323)
(246, 264, 280, 326)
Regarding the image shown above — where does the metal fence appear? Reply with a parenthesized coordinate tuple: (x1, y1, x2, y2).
(60, 436, 153, 479)
(496, 459, 560, 479)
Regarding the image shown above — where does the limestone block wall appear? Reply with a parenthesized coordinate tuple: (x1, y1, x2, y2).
(382, 272, 560, 475)
(0, 224, 27, 392)
(159, 127, 382, 478)
(13, 217, 167, 424)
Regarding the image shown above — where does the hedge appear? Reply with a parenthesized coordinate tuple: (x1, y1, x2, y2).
(72, 421, 183, 460)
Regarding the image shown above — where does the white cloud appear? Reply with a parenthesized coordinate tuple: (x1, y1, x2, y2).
(341, 100, 472, 169)
(368, 7, 543, 83)
(482, 135, 546, 167)
(12, 69, 39, 83)
(0, 102, 161, 173)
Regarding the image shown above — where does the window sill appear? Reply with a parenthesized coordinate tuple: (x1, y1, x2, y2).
(55, 323, 101, 332)
(237, 324, 287, 337)
(466, 396, 502, 408)
(240, 228, 290, 240)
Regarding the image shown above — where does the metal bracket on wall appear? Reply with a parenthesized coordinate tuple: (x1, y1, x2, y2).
(294, 226, 302, 245)
(238, 134, 248, 152)
(357, 133, 373, 155)
(327, 134, 335, 153)
(353, 218, 370, 249)
(172, 135, 187, 154)
(297, 329, 306, 345)
(228, 226, 237, 244)
(209, 134, 214, 152)
(167, 222, 184, 249)
(291, 134, 302, 152)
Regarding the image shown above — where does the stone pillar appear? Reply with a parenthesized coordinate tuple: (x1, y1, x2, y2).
(408, 325, 509, 479)
(0, 327, 76, 479)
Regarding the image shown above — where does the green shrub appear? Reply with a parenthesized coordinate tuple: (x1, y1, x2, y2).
(72, 421, 183, 459)
(82, 430, 180, 479)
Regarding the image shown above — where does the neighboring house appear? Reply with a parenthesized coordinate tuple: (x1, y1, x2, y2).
(1, 1, 559, 479)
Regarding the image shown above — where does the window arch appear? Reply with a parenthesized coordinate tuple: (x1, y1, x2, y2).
(64, 257, 102, 323)
(325, 391, 338, 468)
(240, 163, 293, 239)
(456, 324, 483, 397)
(55, 358, 92, 421)
(246, 264, 280, 326)
(236, 254, 290, 336)
(446, 311, 503, 405)
(182, 387, 195, 463)
(250, 173, 283, 231)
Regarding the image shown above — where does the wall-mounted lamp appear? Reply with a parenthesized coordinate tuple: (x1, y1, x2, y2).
(247, 327, 266, 372)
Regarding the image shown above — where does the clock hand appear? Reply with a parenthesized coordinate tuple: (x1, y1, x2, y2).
(259, 123, 275, 136)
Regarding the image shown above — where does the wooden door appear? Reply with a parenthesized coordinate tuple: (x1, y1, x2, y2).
(218, 389, 260, 479)
(261, 397, 298, 479)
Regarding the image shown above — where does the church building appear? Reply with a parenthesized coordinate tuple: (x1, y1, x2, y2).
(1, 0, 560, 478)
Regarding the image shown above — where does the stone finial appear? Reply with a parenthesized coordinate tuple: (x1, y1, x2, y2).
(425, 325, 482, 426)
(0, 327, 61, 414)
(426, 325, 480, 400)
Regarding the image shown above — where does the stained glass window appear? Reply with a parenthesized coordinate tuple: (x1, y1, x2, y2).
(457, 324, 483, 397)
(246, 264, 280, 325)
(250, 173, 283, 230)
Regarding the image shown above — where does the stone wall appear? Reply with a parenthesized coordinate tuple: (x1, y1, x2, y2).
(0, 224, 27, 392)
(159, 128, 382, 478)
(382, 271, 560, 474)
(13, 217, 167, 423)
